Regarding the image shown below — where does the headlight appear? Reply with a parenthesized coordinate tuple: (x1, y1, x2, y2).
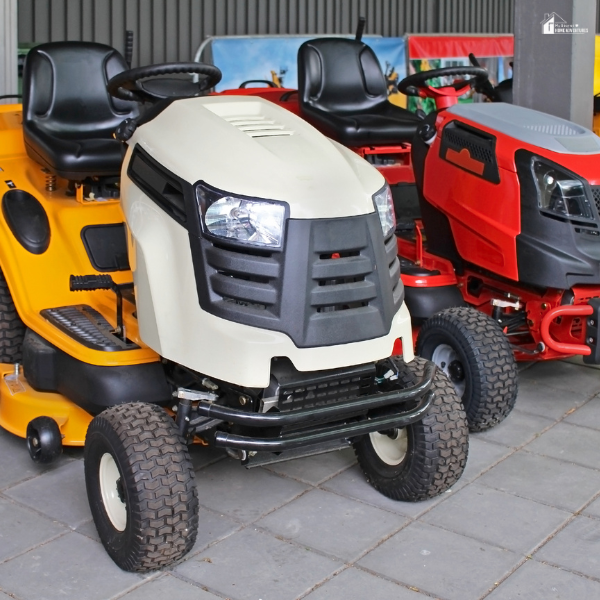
(532, 159, 594, 220)
(373, 184, 396, 237)
(197, 182, 287, 249)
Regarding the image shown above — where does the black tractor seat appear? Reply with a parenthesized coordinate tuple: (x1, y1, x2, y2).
(22, 42, 138, 181)
(297, 38, 421, 147)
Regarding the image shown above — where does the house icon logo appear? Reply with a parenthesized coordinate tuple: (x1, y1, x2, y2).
(541, 12, 566, 34)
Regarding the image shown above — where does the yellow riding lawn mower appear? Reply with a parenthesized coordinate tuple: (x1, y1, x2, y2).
(0, 42, 468, 571)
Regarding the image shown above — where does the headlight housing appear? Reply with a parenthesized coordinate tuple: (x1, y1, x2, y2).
(373, 184, 396, 237)
(532, 159, 595, 221)
(197, 182, 287, 249)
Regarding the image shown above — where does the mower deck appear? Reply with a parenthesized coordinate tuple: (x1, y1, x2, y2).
(0, 363, 90, 444)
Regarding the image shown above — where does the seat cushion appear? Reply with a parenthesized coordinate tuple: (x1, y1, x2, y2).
(298, 38, 421, 146)
(302, 100, 421, 146)
(24, 123, 125, 181)
(22, 42, 137, 180)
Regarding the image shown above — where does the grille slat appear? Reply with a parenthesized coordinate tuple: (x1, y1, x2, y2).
(312, 255, 372, 280)
(389, 257, 401, 284)
(311, 280, 377, 307)
(210, 274, 277, 306)
(206, 245, 280, 279)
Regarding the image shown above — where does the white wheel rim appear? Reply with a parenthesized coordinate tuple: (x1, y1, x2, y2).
(370, 429, 408, 465)
(431, 343, 466, 397)
(99, 453, 127, 532)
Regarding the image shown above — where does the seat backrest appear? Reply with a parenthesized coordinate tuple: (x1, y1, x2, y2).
(298, 38, 388, 113)
(23, 42, 137, 139)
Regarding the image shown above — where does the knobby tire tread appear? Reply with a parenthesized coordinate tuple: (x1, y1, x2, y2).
(417, 307, 518, 432)
(0, 268, 25, 363)
(354, 357, 468, 502)
(85, 402, 198, 572)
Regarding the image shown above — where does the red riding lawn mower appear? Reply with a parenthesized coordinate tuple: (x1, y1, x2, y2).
(226, 34, 600, 429)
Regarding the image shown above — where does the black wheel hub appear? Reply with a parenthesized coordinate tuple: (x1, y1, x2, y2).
(448, 360, 465, 383)
(116, 477, 126, 504)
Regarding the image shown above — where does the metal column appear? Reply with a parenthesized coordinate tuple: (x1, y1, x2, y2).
(513, 0, 596, 128)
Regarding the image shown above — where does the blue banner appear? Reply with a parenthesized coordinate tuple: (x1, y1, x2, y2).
(210, 35, 406, 95)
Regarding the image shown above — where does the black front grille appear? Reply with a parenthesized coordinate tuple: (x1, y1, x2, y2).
(279, 365, 375, 411)
(591, 186, 600, 214)
(192, 212, 404, 348)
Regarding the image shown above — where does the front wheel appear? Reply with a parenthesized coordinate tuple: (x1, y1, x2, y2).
(354, 356, 468, 501)
(416, 307, 518, 432)
(84, 402, 198, 572)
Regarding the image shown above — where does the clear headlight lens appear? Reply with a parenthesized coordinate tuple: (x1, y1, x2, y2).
(373, 184, 396, 237)
(198, 183, 287, 249)
(532, 160, 594, 220)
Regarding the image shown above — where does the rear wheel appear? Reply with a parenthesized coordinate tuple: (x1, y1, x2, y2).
(84, 402, 198, 572)
(417, 307, 518, 432)
(0, 267, 25, 363)
(354, 356, 468, 501)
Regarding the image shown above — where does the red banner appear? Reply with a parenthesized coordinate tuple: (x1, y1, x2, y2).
(408, 35, 514, 59)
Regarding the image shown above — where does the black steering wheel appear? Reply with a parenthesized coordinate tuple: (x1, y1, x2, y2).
(397, 66, 489, 98)
(108, 62, 222, 103)
(239, 80, 277, 88)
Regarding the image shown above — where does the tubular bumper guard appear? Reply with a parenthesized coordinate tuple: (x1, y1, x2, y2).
(190, 362, 437, 453)
(540, 298, 600, 363)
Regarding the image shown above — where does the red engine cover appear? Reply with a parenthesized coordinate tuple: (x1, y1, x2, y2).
(423, 110, 600, 282)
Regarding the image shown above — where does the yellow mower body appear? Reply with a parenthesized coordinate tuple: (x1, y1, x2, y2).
(0, 103, 158, 444)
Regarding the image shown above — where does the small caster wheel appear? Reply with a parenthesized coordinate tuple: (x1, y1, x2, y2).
(26, 416, 62, 463)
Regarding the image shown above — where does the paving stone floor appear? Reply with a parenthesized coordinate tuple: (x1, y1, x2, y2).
(0, 358, 599, 600)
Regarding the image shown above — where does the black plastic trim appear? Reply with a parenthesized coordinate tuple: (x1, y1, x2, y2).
(128, 145, 189, 226)
(81, 223, 130, 272)
(439, 120, 500, 184)
(2, 189, 50, 254)
(515, 149, 600, 288)
(22, 329, 170, 415)
(404, 285, 466, 323)
(190, 213, 404, 348)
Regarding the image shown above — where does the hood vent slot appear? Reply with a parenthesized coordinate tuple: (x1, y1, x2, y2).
(224, 115, 294, 138)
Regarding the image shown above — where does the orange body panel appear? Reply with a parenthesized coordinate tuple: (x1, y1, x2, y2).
(0, 105, 161, 444)
(0, 104, 158, 367)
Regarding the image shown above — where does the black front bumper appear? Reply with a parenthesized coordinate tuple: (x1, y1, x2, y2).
(186, 361, 436, 453)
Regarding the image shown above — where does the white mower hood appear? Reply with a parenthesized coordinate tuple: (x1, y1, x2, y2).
(129, 95, 384, 219)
